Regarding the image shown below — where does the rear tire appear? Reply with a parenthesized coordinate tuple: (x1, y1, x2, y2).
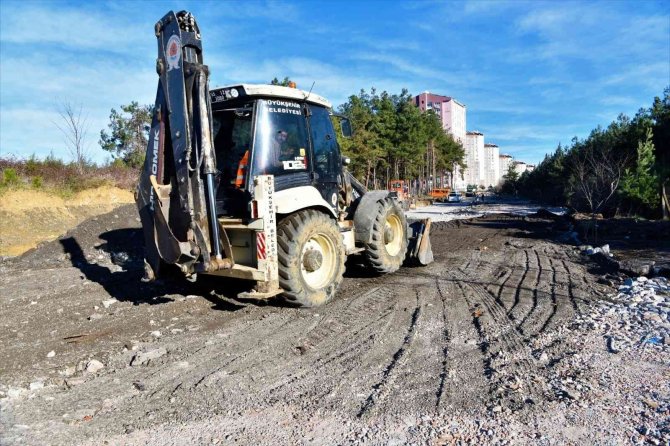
(364, 198, 408, 274)
(277, 210, 345, 307)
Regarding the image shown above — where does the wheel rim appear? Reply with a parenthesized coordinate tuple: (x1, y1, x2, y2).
(300, 232, 337, 290)
(384, 214, 403, 256)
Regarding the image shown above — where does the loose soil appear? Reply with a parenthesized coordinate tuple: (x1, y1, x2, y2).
(0, 186, 134, 257)
(0, 204, 667, 445)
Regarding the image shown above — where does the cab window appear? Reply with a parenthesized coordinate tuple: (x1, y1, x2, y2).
(212, 104, 253, 188)
(308, 105, 340, 180)
(251, 99, 310, 177)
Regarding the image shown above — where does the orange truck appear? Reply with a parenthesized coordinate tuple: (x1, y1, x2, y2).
(429, 188, 451, 201)
(388, 180, 407, 203)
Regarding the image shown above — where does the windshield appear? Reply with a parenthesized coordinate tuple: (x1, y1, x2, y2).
(212, 105, 253, 188)
(251, 99, 310, 177)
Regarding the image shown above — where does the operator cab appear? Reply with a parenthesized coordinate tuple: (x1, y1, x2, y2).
(210, 84, 343, 218)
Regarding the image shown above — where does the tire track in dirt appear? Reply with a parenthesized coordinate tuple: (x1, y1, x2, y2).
(213, 287, 398, 392)
(296, 286, 396, 351)
(517, 250, 543, 331)
(261, 288, 402, 404)
(488, 263, 513, 311)
(439, 280, 491, 410)
(141, 289, 398, 414)
(464, 281, 545, 409)
(538, 258, 560, 334)
(496, 250, 522, 312)
(459, 282, 494, 379)
(518, 250, 559, 337)
(514, 249, 540, 331)
(452, 245, 546, 407)
(357, 291, 421, 418)
(504, 250, 530, 321)
(144, 287, 403, 423)
(352, 280, 454, 417)
(561, 259, 583, 317)
(435, 278, 450, 408)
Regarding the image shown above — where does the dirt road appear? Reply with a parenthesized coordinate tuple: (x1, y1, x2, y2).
(1, 205, 667, 445)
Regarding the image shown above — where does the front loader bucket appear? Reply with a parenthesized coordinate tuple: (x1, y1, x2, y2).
(406, 219, 434, 266)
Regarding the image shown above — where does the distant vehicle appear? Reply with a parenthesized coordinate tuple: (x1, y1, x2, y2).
(429, 188, 451, 201)
(465, 191, 475, 198)
(447, 192, 462, 203)
(388, 180, 409, 209)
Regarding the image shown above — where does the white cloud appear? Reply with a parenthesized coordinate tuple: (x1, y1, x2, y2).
(351, 52, 446, 80)
(514, 3, 669, 66)
(602, 62, 669, 88)
(0, 4, 150, 52)
(599, 95, 646, 108)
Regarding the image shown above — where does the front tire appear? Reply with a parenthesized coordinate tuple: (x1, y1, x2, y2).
(364, 198, 408, 274)
(277, 210, 346, 307)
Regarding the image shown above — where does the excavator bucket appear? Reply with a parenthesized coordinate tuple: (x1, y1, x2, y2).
(406, 219, 434, 266)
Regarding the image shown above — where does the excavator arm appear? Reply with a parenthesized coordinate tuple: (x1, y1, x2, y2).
(136, 10, 228, 281)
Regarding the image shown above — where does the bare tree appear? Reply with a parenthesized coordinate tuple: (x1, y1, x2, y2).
(54, 102, 89, 172)
(573, 147, 628, 214)
(572, 145, 629, 241)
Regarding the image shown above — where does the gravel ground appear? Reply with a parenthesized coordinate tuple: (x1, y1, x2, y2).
(0, 204, 668, 445)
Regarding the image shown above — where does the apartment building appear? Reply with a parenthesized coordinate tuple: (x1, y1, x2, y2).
(464, 131, 485, 186)
(414, 92, 467, 144)
(499, 154, 513, 182)
(481, 143, 499, 187)
(415, 91, 468, 189)
(514, 161, 528, 176)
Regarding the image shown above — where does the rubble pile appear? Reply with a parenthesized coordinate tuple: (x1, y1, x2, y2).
(579, 276, 670, 350)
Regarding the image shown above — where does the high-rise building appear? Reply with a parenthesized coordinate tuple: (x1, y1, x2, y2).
(464, 131, 485, 186)
(483, 143, 500, 188)
(514, 161, 528, 176)
(415, 91, 467, 189)
(499, 154, 514, 183)
(414, 92, 466, 144)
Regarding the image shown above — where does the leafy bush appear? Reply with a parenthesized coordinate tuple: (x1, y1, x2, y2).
(0, 155, 139, 196)
(25, 155, 40, 175)
(2, 168, 19, 186)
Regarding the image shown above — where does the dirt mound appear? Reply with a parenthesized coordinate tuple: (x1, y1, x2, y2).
(7, 203, 142, 271)
(0, 187, 134, 257)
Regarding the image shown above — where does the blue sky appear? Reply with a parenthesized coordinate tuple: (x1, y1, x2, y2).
(1, 0, 668, 165)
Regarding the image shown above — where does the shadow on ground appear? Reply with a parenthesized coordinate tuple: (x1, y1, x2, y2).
(59, 231, 254, 312)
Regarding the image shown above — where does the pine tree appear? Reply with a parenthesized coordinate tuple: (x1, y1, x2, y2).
(620, 127, 659, 211)
(99, 102, 153, 168)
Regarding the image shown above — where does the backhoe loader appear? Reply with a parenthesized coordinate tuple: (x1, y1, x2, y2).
(136, 10, 433, 307)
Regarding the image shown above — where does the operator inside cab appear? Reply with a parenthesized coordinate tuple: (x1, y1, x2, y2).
(253, 100, 309, 176)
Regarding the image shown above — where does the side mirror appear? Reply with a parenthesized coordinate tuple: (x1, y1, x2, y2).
(342, 156, 351, 166)
(340, 118, 352, 138)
